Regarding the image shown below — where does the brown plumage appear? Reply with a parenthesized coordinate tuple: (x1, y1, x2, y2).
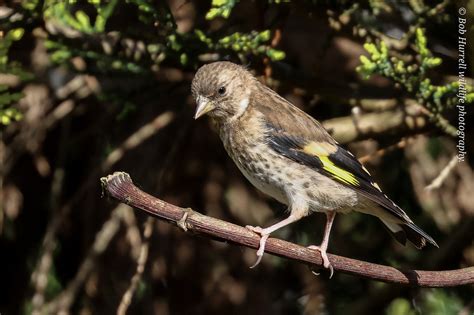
(192, 61, 438, 276)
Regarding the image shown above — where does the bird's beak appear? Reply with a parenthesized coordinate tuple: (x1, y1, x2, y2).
(194, 95, 214, 119)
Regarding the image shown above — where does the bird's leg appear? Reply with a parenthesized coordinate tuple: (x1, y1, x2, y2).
(246, 213, 303, 268)
(308, 211, 336, 278)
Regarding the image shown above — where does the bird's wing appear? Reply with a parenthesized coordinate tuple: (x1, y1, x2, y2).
(255, 96, 412, 223)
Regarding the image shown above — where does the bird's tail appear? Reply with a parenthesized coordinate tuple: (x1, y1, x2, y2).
(380, 219, 438, 249)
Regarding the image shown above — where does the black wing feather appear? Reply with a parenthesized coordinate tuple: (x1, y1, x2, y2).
(259, 98, 438, 247)
(266, 129, 411, 222)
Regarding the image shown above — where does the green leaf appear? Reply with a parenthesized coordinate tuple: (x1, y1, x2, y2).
(267, 49, 285, 61)
(205, 0, 236, 20)
(258, 30, 271, 41)
(10, 28, 25, 41)
(1, 115, 11, 125)
(425, 57, 442, 67)
(180, 53, 188, 65)
(386, 298, 415, 315)
(75, 11, 92, 30)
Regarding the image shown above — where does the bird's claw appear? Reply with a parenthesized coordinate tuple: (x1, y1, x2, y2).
(308, 245, 334, 278)
(245, 225, 263, 234)
(246, 225, 268, 268)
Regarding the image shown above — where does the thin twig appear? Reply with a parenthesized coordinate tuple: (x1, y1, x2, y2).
(41, 204, 125, 314)
(121, 207, 142, 260)
(30, 111, 175, 311)
(116, 115, 190, 313)
(117, 217, 154, 315)
(322, 103, 429, 144)
(263, 28, 282, 81)
(358, 138, 409, 164)
(102, 111, 174, 170)
(425, 155, 458, 191)
(101, 172, 474, 288)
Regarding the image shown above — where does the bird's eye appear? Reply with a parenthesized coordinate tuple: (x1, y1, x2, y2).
(218, 86, 226, 95)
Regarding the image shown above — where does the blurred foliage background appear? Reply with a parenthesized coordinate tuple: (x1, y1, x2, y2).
(1, 0, 474, 314)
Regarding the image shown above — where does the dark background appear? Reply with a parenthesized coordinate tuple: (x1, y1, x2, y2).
(1, 1, 473, 314)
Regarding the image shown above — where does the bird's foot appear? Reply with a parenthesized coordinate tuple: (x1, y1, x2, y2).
(245, 225, 269, 268)
(245, 225, 263, 234)
(308, 245, 334, 278)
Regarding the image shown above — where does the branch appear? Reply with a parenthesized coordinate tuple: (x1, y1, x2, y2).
(117, 216, 154, 315)
(322, 102, 428, 144)
(100, 172, 474, 287)
(425, 155, 458, 191)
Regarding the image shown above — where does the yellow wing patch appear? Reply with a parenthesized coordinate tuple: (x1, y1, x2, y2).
(303, 141, 337, 156)
(319, 156, 359, 186)
(302, 142, 358, 186)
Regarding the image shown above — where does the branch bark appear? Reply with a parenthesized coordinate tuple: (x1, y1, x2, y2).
(100, 172, 474, 287)
(322, 102, 429, 144)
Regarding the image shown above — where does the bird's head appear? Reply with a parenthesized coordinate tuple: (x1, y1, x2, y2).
(191, 61, 255, 122)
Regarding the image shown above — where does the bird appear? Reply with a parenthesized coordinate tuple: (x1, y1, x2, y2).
(191, 61, 438, 277)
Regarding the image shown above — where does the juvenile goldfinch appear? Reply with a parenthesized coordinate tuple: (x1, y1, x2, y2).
(191, 61, 438, 276)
